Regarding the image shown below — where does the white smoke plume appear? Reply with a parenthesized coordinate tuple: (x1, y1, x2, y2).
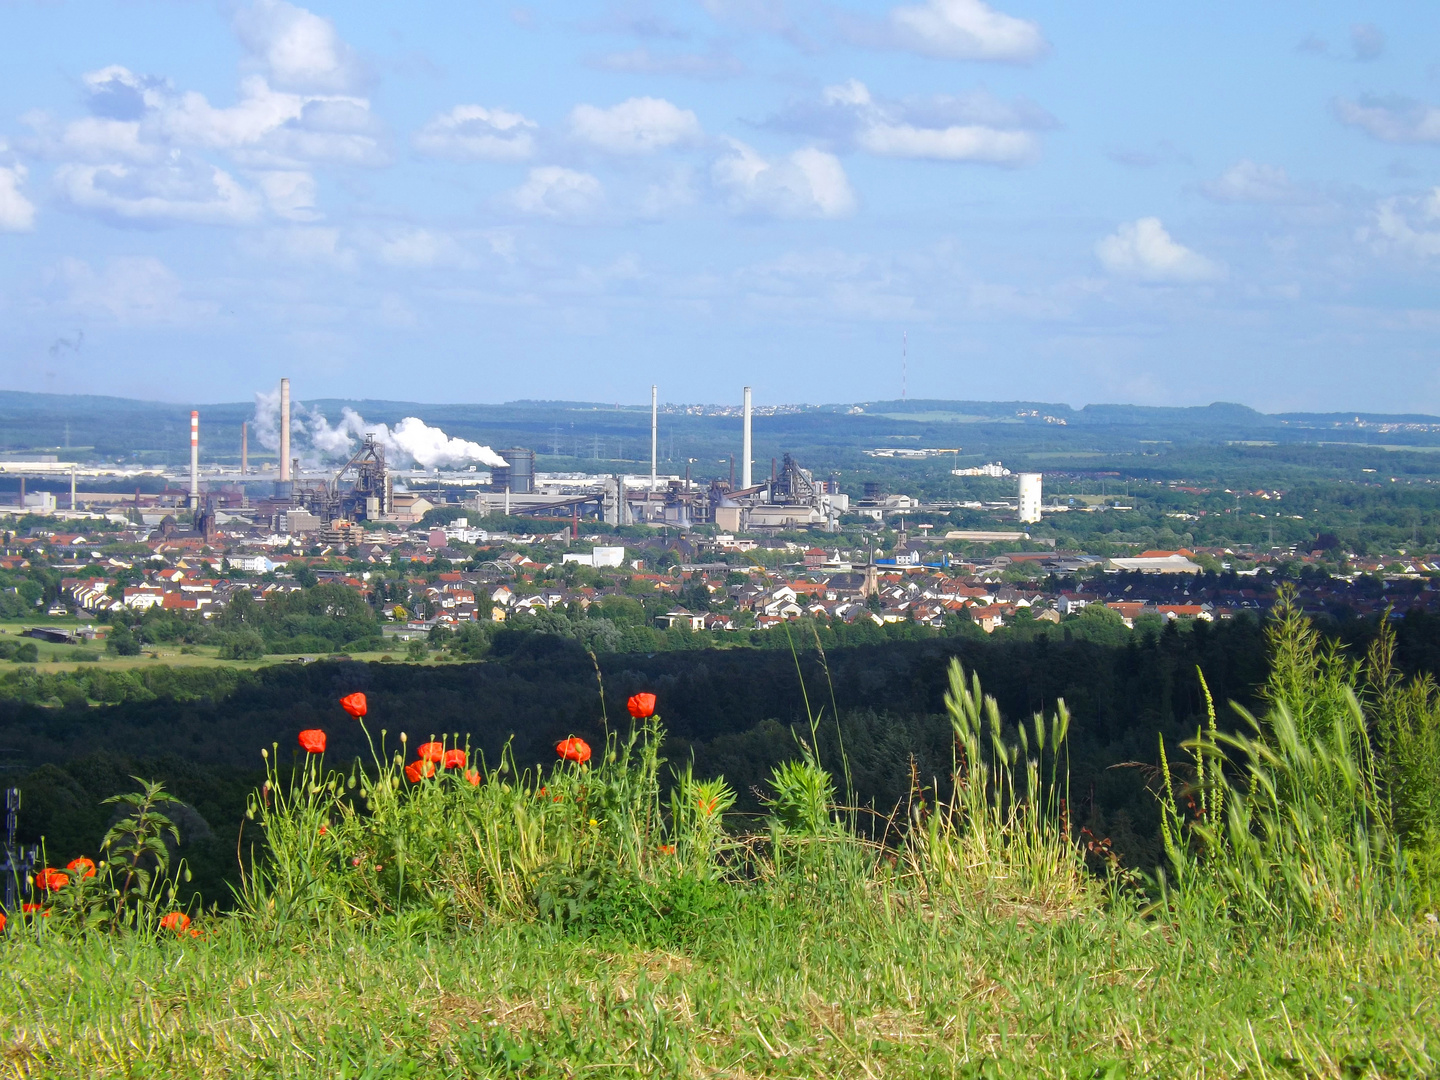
(250, 389, 506, 470)
(251, 387, 313, 460)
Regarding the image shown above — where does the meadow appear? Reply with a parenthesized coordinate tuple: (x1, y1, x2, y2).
(2, 593, 1438, 1078)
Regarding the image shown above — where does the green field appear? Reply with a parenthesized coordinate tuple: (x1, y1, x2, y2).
(4, 888, 1434, 1078)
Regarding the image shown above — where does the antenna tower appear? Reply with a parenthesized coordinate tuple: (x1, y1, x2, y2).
(901, 331, 908, 401)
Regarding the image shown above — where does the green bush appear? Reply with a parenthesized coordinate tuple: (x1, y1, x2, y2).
(217, 631, 266, 661)
(106, 626, 140, 656)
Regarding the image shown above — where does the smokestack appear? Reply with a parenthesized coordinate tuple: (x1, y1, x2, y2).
(650, 384, 658, 494)
(189, 410, 199, 508)
(241, 421, 248, 476)
(741, 386, 752, 489)
(279, 377, 291, 482)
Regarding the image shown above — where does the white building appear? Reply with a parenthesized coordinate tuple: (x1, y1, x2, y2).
(1018, 473, 1043, 524)
(561, 546, 626, 568)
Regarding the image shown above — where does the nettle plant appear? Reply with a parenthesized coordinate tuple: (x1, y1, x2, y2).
(11, 778, 197, 940)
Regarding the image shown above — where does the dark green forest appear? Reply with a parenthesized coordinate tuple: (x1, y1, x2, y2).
(11, 608, 1440, 907)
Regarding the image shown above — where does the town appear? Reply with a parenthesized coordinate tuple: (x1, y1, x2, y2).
(3, 382, 1436, 665)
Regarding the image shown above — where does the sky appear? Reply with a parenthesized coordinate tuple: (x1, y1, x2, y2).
(2, 0, 1439, 413)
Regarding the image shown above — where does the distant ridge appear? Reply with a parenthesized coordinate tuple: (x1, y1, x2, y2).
(3, 390, 1436, 425)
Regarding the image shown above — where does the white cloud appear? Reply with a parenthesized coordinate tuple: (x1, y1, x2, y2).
(53, 161, 264, 226)
(51, 256, 208, 323)
(233, 0, 366, 93)
(855, 119, 1035, 162)
(774, 79, 1046, 164)
(1201, 160, 1297, 203)
(255, 170, 319, 221)
(510, 166, 604, 217)
(884, 0, 1045, 62)
(1335, 95, 1440, 143)
(156, 77, 385, 167)
(712, 139, 855, 218)
(241, 226, 355, 268)
(27, 67, 388, 172)
(569, 97, 702, 154)
(0, 164, 37, 231)
(373, 227, 473, 268)
(1360, 189, 1440, 258)
(1095, 217, 1222, 283)
(412, 105, 536, 162)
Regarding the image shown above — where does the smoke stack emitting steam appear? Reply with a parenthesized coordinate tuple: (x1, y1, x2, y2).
(279, 378, 291, 482)
(189, 411, 199, 507)
(742, 386, 752, 490)
(249, 379, 506, 472)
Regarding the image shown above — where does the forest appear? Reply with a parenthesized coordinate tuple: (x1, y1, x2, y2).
(9, 604, 1440, 909)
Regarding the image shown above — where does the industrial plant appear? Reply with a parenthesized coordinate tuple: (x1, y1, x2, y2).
(1, 379, 1049, 540)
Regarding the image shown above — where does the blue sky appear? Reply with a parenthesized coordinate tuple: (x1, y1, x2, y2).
(2, 0, 1438, 413)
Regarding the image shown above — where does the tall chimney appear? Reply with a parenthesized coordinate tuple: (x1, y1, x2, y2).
(279, 377, 291, 481)
(241, 421, 248, 476)
(741, 386, 752, 489)
(650, 384, 658, 494)
(189, 410, 200, 508)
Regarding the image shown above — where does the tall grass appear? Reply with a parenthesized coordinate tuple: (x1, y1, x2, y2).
(906, 660, 1092, 915)
(1152, 587, 1440, 934)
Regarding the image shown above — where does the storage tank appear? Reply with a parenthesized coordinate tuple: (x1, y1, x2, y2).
(493, 447, 535, 494)
(1018, 472, 1043, 524)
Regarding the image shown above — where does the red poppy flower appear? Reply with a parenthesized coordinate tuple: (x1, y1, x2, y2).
(657, 844, 676, 856)
(417, 741, 444, 763)
(35, 868, 69, 891)
(340, 692, 367, 718)
(464, 768, 481, 787)
(556, 737, 592, 764)
(21, 904, 48, 917)
(627, 693, 656, 719)
(159, 912, 190, 933)
(443, 749, 466, 770)
(66, 857, 96, 879)
(298, 729, 327, 754)
(0, 911, 5, 932)
(405, 759, 436, 783)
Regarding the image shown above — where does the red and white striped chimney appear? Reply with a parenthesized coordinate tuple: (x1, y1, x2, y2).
(190, 410, 200, 507)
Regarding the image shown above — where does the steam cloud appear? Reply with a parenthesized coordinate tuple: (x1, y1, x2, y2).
(251, 391, 507, 470)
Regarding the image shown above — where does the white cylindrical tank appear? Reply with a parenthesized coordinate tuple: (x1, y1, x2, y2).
(1018, 472, 1042, 524)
